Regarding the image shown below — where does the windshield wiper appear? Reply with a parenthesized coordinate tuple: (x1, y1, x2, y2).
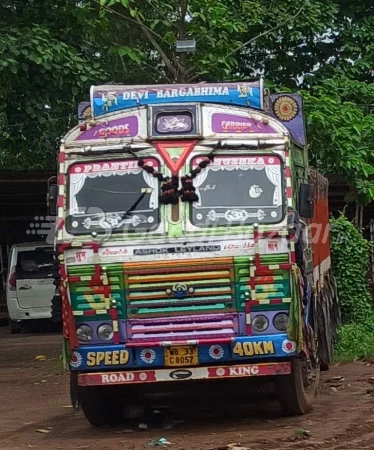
(111, 188, 151, 231)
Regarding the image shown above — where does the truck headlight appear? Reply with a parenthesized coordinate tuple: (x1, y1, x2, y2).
(98, 324, 114, 340)
(273, 313, 289, 331)
(252, 315, 269, 332)
(76, 325, 93, 342)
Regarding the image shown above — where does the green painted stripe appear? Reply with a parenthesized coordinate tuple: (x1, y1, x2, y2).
(74, 315, 112, 322)
(251, 304, 290, 312)
(133, 304, 228, 314)
(260, 254, 289, 264)
(128, 278, 230, 289)
(129, 295, 233, 305)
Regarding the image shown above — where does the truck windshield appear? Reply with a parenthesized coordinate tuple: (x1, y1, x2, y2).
(67, 158, 160, 234)
(190, 155, 284, 227)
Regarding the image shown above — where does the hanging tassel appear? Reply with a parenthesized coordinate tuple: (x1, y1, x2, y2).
(160, 176, 179, 205)
(179, 152, 215, 203)
(180, 175, 199, 202)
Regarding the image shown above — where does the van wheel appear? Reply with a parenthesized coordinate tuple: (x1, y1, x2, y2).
(79, 386, 123, 427)
(51, 294, 62, 323)
(9, 319, 22, 334)
(278, 357, 320, 415)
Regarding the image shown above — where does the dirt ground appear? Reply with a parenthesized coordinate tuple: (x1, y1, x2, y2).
(1, 326, 374, 450)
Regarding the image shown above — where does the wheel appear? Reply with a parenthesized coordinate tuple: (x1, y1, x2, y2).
(51, 294, 62, 323)
(79, 386, 124, 427)
(278, 357, 320, 415)
(9, 319, 22, 334)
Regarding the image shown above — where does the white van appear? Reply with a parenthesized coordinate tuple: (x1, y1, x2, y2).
(6, 243, 55, 329)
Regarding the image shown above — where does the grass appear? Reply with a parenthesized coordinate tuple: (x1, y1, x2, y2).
(334, 322, 374, 363)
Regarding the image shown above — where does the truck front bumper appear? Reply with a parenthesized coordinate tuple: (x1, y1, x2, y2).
(78, 361, 292, 386)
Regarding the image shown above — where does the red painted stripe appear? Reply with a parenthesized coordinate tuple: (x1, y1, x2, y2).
(83, 310, 96, 316)
(255, 269, 273, 276)
(56, 218, 64, 231)
(94, 265, 101, 278)
(286, 186, 293, 199)
(285, 167, 291, 177)
(103, 285, 111, 297)
(68, 276, 80, 283)
(269, 299, 283, 304)
(61, 286, 78, 348)
(58, 152, 66, 163)
(58, 243, 71, 253)
(290, 251, 296, 264)
(279, 264, 292, 270)
(58, 174, 65, 185)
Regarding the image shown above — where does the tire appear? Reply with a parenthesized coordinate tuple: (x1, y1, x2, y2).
(9, 319, 22, 334)
(278, 357, 320, 415)
(79, 386, 124, 427)
(51, 294, 62, 323)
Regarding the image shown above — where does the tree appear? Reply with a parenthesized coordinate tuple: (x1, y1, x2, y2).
(301, 77, 374, 205)
(0, 1, 106, 171)
(99, 0, 338, 83)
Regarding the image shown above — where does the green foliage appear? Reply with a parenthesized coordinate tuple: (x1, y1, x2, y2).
(100, 0, 338, 83)
(335, 323, 374, 362)
(331, 213, 374, 361)
(330, 213, 373, 323)
(1, 0, 374, 197)
(0, 1, 107, 171)
(301, 77, 374, 205)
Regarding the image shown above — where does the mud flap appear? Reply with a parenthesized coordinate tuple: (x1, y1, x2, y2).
(70, 372, 79, 409)
(316, 272, 340, 369)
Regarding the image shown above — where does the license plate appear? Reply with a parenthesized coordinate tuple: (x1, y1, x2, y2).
(164, 346, 198, 367)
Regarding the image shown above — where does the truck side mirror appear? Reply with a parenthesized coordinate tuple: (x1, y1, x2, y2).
(298, 184, 315, 219)
(47, 184, 58, 216)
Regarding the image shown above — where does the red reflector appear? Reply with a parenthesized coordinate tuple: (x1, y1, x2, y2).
(8, 267, 16, 291)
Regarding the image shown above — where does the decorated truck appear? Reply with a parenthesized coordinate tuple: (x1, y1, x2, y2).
(49, 81, 340, 426)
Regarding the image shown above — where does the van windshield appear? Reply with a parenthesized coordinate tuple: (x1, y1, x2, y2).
(16, 248, 54, 279)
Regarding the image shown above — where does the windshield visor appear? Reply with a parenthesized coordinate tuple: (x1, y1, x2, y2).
(67, 158, 160, 234)
(190, 155, 284, 227)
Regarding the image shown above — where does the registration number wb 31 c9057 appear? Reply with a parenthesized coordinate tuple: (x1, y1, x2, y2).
(164, 346, 198, 366)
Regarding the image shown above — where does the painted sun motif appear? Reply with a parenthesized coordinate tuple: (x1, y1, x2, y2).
(209, 345, 224, 360)
(273, 96, 299, 122)
(70, 351, 83, 369)
(140, 348, 156, 364)
(282, 339, 296, 354)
